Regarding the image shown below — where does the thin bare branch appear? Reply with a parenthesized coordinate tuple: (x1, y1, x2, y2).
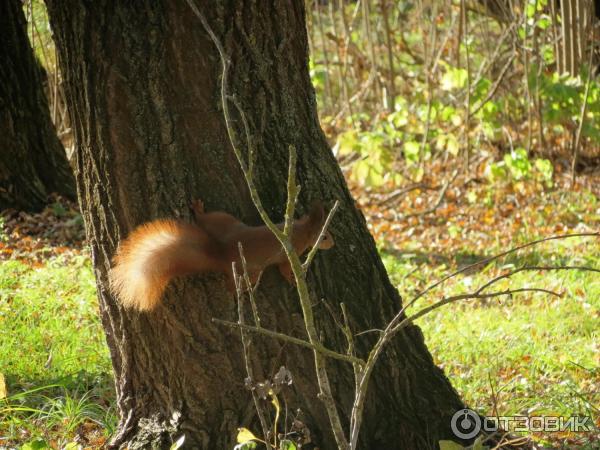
(283, 145, 299, 238)
(303, 200, 340, 271)
(401, 287, 562, 331)
(476, 265, 600, 293)
(408, 232, 599, 309)
(213, 318, 364, 367)
(232, 259, 270, 440)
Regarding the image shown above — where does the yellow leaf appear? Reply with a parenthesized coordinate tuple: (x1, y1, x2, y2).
(236, 427, 259, 444)
(270, 390, 280, 416)
(0, 373, 6, 399)
(270, 390, 281, 439)
(439, 440, 468, 450)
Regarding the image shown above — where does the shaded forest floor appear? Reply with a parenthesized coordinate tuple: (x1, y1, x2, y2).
(0, 162, 599, 449)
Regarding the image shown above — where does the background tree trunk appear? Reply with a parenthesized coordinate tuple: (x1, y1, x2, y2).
(0, 0, 75, 212)
(46, 1, 465, 449)
(551, 0, 595, 75)
(476, 0, 513, 22)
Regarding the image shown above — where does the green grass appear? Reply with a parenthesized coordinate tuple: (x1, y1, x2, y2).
(0, 224, 598, 448)
(382, 235, 600, 448)
(0, 254, 114, 448)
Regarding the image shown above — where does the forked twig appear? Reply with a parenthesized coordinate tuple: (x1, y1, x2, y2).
(232, 256, 269, 441)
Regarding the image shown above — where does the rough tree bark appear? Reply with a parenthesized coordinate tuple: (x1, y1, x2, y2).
(46, 1, 466, 449)
(0, 0, 74, 211)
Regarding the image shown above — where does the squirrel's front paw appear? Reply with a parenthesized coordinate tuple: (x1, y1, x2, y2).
(191, 199, 205, 215)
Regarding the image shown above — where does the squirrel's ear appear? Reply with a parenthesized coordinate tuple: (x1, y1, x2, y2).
(308, 201, 325, 224)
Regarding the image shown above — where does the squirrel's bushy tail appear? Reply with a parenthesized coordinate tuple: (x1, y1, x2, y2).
(109, 220, 216, 311)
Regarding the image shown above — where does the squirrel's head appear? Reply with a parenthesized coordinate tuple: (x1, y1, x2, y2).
(307, 201, 335, 250)
(318, 230, 335, 249)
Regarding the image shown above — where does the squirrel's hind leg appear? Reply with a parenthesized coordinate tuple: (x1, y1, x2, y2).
(278, 262, 296, 286)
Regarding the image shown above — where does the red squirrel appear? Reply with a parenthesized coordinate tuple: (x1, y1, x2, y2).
(109, 199, 334, 311)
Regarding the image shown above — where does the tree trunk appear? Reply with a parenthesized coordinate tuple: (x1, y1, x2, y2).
(46, 1, 465, 449)
(476, 0, 513, 22)
(552, 0, 595, 75)
(0, 0, 75, 212)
